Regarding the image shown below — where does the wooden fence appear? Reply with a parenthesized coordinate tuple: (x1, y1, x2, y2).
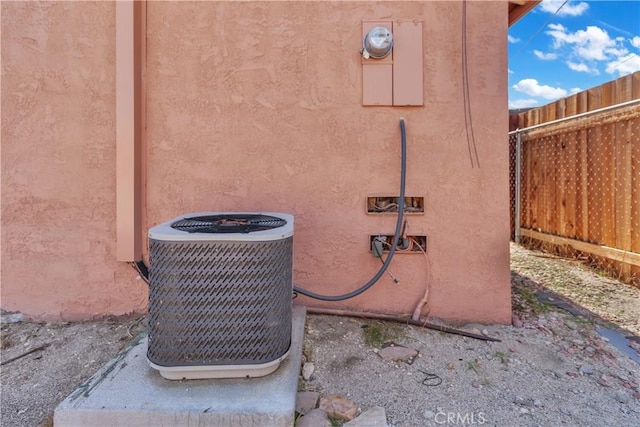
(510, 72, 640, 287)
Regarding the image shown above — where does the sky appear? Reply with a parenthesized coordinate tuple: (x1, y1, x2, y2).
(508, 0, 640, 109)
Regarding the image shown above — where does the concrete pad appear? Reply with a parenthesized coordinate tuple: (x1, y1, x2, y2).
(54, 305, 306, 427)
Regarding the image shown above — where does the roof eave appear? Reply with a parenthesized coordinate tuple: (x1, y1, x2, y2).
(509, 1, 541, 27)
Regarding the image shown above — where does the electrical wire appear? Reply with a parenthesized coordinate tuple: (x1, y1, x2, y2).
(378, 254, 400, 284)
(515, 0, 568, 56)
(382, 239, 414, 253)
(410, 237, 426, 254)
(372, 203, 422, 213)
(462, 0, 480, 168)
(613, 52, 638, 67)
(293, 118, 407, 301)
(374, 202, 399, 211)
(418, 370, 443, 386)
(409, 237, 431, 321)
(132, 119, 409, 302)
(377, 237, 416, 283)
(130, 261, 149, 285)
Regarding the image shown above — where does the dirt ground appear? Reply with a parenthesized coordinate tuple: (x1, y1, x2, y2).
(1, 243, 639, 426)
(509, 243, 639, 336)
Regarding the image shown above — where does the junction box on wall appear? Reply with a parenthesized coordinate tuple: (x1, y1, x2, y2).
(367, 196, 425, 214)
(370, 235, 428, 255)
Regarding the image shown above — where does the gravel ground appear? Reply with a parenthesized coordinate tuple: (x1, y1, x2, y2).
(302, 312, 639, 426)
(510, 243, 640, 336)
(1, 243, 639, 427)
(0, 319, 146, 427)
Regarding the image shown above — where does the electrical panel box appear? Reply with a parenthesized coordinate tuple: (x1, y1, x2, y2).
(362, 20, 424, 107)
(362, 21, 393, 106)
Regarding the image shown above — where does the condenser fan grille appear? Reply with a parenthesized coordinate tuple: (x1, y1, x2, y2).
(147, 238, 292, 367)
(171, 214, 287, 234)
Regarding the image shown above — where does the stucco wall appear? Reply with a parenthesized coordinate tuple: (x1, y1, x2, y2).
(1, 2, 147, 320)
(145, 1, 511, 323)
(1, 1, 510, 323)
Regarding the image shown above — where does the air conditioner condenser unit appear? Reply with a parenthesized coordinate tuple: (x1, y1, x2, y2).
(146, 212, 293, 380)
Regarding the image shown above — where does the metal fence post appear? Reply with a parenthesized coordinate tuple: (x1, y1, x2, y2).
(514, 130, 522, 244)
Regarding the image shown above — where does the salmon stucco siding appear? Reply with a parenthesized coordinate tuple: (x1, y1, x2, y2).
(2, 1, 511, 324)
(1, 2, 147, 319)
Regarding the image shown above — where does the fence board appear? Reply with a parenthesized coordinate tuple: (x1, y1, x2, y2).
(564, 131, 578, 238)
(602, 81, 614, 108)
(587, 125, 603, 244)
(558, 134, 567, 237)
(531, 139, 542, 231)
(576, 92, 590, 242)
(511, 72, 639, 286)
(524, 139, 533, 229)
(615, 75, 633, 103)
(632, 72, 640, 99)
(546, 135, 559, 234)
(602, 123, 617, 249)
(556, 98, 566, 120)
(578, 128, 589, 241)
(546, 103, 557, 123)
(588, 86, 602, 110)
(576, 91, 588, 115)
(615, 120, 632, 279)
(632, 114, 640, 283)
(565, 94, 577, 117)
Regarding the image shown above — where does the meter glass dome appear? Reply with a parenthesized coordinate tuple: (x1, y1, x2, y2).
(364, 26, 393, 59)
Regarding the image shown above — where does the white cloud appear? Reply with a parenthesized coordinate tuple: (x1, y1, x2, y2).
(606, 53, 640, 76)
(540, 0, 589, 17)
(570, 87, 582, 94)
(566, 61, 598, 74)
(606, 47, 629, 57)
(548, 23, 565, 32)
(543, 23, 637, 76)
(534, 50, 558, 60)
(512, 79, 568, 100)
(546, 25, 617, 61)
(509, 99, 539, 109)
(508, 35, 521, 44)
(508, 68, 514, 74)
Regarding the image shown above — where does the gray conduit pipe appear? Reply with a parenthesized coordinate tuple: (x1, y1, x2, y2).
(293, 118, 407, 301)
